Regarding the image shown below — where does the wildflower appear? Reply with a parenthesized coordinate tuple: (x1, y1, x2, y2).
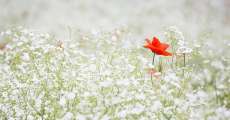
(65, 92, 76, 100)
(62, 112, 74, 120)
(144, 37, 171, 84)
(176, 39, 192, 76)
(176, 39, 192, 54)
(176, 46, 192, 54)
(144, 37, 172, 56)
(21, 52, 30, 61)
(165, 26, 184, 39)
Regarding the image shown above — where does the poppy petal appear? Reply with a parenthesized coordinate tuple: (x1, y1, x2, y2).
(144, 39, 152, 48)
(144, 36, 172, 56)
(160, 43, 169, 50)
(152, 37, 161, 47)
(161, 51, 172, 56)
(145, 38, 151, 44)
(144, 44, 153, 50)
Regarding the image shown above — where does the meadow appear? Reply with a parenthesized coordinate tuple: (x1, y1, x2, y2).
(0, 0, 230, 120)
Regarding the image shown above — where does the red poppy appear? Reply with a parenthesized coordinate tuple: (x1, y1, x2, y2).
(144, 37, 172, 56)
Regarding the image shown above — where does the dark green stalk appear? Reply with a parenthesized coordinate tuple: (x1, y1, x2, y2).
(151, 52, 156, 87)
(152, 52, 156, 65)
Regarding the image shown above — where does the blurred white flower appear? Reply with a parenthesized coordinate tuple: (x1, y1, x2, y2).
(117, 110, 128, 118)
(62, 112, 74, 120)
(131, 105, 145, 114)
(0, 26, 228, 120)
(99, 80, 112, 87)
(59, 97, 66, 106)
(178, 40, 186, 46)
(152, 100, 162, 111)
(27, 115, 34, 120)
(21, 52, 30, 61)
(65, 92, 76, 100)
(211, 60, 224, 70)
(165, 26, 185, 41)
(176, 46, 193, 54)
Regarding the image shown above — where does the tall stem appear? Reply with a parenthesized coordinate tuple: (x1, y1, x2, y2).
(152, 52, 156, 66)
(151, 53, 156, 87)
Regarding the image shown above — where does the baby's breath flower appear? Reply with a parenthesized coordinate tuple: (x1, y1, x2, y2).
(0, 27, 228, 120)
(165, 26, 184, 42)
(62, 112, 74, 120)
(21, 52, 30, 61)
(176, 46, 193, 54)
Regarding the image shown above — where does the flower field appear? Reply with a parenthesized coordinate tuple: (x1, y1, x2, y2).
(0, 0, 230, 120)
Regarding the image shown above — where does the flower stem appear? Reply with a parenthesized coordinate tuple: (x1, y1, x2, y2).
(151, 52, 155, 87)
(152, 52, 155, 66)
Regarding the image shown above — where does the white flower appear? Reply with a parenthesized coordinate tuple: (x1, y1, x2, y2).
(88, 64, 97, 71)
(117, 110, 127, 118)
(116, 79, 130, 86)
(211, 60, 224, 70)
(178, 40, 186, 46)
(65, 92, 76, 100)
(152, 101, 162, 111)
(165, 26, 185, 41)
(99, 80, 113, 87)
(62, 112, 73, 120)
(136, 93, 146, 100)
(214, 107, 230, 119)
(27, 115, 34, 120)
(21, 52, 30, 61)
(176, 46, 193, 54)
(131, 105, 145, 114)
(101, 115, 110, 120)
(59, 97, 66, 106)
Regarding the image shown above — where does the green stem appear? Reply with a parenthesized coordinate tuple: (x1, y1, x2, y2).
(151, 53, 155, 87)
(152, 52, 155, 66)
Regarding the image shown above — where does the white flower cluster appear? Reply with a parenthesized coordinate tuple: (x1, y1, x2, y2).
(176, 46, 193, 54)
(165, 26, 185, 42)
(165, 26, 193, 54)
(0, 27, 229, 120)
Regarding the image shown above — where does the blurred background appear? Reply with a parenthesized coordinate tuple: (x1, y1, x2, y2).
(0, 0, 229, 41)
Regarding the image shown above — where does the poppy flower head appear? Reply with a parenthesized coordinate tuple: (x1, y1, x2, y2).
(144, 36, 172, 56)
